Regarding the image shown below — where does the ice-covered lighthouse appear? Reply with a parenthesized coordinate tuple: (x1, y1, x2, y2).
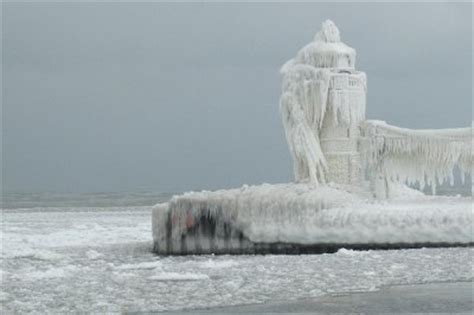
(152, 20, 473, 255)
(280, 19, 367, 186)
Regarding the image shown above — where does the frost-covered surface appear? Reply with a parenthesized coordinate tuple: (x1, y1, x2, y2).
(1, 206, 473, 313)
(153, 183, 473, 246)
(362, 120, 473, 194)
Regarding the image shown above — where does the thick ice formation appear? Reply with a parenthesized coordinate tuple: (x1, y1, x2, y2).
(280, 66, 330, 184)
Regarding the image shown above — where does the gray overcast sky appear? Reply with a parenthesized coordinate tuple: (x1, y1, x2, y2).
(2, 2, 472, 193)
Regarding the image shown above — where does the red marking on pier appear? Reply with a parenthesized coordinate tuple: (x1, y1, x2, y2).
(185, 213, 194, 229)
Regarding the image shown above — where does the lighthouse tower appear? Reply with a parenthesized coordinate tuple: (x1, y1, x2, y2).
(280, 20, 367, 186)
(314, 22, 367, 185)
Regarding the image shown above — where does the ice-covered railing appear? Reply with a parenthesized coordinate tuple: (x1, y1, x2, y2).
(361, 120, 473, 195)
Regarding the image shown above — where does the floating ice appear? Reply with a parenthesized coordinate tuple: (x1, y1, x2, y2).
(114, 261, 162, 270)
(149, 272, 209, 281)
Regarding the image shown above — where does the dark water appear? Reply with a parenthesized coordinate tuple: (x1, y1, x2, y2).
(183, 282, 473, 314)
(2, 182, 471, 210)
(1, 191, 176, 209)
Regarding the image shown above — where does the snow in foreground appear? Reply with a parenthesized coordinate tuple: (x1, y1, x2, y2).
(1, 207, 472, 313)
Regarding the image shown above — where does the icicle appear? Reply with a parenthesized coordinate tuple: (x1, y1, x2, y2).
(280, 62, 333, 184)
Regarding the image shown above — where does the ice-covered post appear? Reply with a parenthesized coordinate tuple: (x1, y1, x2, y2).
(280, 20, 366, 186)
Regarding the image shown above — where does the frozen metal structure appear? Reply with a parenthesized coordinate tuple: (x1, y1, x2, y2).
(152, 21, 473, 255)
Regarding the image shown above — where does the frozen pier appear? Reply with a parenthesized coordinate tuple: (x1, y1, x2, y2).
(152, 184, 472, 255)
(152, 20, 472, 255)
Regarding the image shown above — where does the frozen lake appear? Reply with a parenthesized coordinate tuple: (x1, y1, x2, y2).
(1, 204, 473, 313)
